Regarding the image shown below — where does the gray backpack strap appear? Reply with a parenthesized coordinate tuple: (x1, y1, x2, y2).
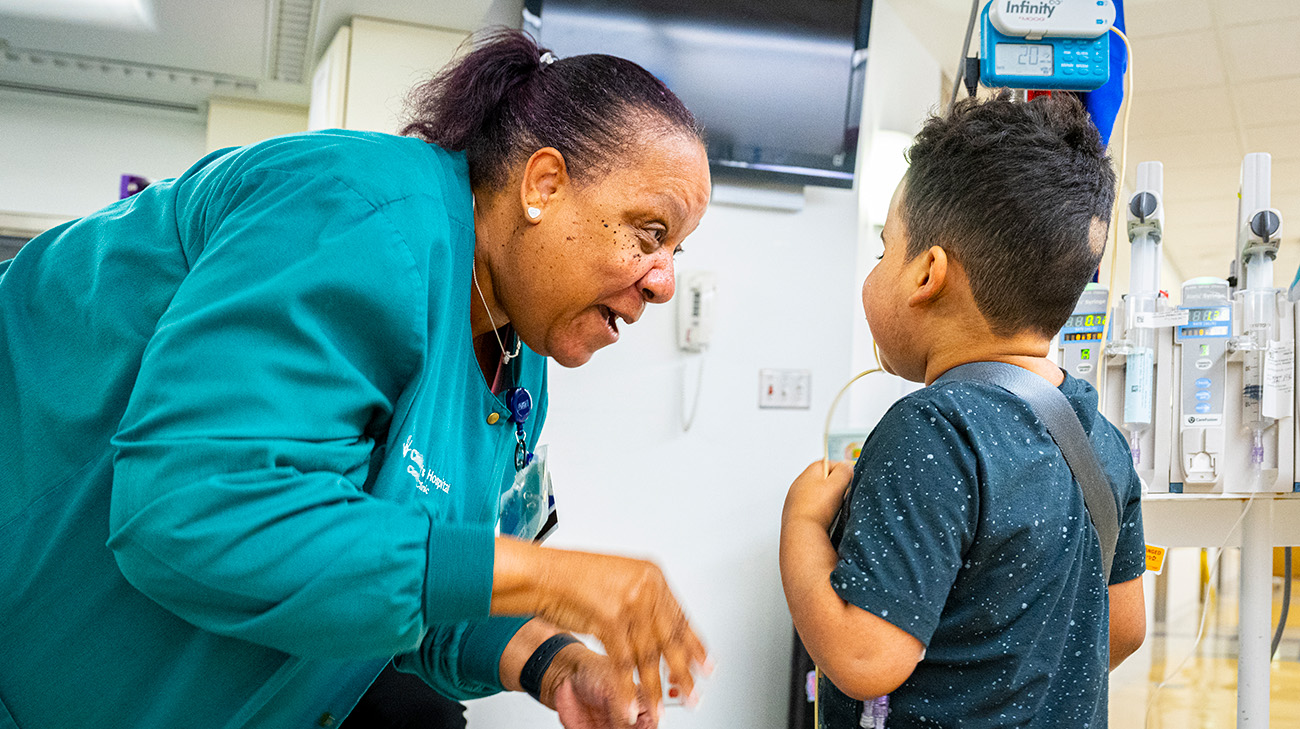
(935, 362, 1120, 584)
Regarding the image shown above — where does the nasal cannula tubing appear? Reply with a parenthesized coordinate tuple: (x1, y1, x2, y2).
(822, 342, 885, 477)
(813, 342, 885, 729)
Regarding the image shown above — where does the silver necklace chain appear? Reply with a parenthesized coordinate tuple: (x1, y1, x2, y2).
(472, 266, 522, 364)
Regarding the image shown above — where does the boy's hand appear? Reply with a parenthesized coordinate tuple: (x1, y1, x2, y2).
(783, 460, 855, 532)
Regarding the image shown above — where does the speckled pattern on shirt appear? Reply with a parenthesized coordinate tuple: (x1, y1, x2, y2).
(819, 373, 1144, 728)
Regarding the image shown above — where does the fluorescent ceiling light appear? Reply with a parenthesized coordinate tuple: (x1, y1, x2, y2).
(0, 0, 156, 30)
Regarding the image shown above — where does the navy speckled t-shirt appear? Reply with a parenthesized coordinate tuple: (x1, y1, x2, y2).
(819, 373, 1144, 728)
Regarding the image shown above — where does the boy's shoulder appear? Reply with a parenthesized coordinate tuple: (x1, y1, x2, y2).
(870, 372, 1123, 469)
(891, 371, 1104, 430)
(885, 376, 1036, 429)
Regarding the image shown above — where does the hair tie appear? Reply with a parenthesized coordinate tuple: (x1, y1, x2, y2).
(539, 51, 557, 68)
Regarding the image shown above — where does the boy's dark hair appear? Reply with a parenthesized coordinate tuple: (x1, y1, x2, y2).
(901, 93, 1116, 338)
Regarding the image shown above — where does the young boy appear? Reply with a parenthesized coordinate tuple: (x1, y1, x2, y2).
(780, 95, 1147, 728)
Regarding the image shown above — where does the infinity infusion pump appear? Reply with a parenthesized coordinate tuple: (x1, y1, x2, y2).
(980, 0, 1116, 91)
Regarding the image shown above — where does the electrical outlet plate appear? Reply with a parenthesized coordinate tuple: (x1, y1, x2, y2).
(759, 369, 812, 409)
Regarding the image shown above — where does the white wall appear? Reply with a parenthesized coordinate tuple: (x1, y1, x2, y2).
(467, 186, 860, 729)
(0, 89, 206, 220)
(849, 0, 944, 431)
(467, 2, 942, 727)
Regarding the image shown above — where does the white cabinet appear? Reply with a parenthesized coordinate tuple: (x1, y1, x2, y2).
(206, 98, 309, 153)
(309, 17, 469, 134)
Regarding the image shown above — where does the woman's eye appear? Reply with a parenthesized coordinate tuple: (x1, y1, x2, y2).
(875, 252, 885, 261)
(638, 226, 668, 253)
(672, 245, 686, 258)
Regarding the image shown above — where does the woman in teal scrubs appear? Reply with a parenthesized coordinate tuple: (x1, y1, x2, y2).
(0, 30, 710, 729)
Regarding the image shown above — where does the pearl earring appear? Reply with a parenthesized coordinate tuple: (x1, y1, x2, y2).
(527, 206, 541, 219)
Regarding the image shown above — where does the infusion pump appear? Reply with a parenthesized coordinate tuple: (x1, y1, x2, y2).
(1064, 153, 1297, 495)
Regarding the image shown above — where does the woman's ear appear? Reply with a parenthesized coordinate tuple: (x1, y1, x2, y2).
(906, 245, 949, 308)
(519, 147, 569, 223)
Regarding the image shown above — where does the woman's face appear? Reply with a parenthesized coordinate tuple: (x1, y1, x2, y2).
(498, 133, 712, 367)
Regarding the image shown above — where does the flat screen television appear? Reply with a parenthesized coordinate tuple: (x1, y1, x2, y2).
(523, 0, 872, 189)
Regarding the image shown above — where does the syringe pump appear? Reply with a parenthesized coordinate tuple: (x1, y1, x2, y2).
(1058, 283, 1108, 389)
(1170, 278, 1233, 491)
(1220, 152, 1293, 493)
(1102, 161, 1175, 492)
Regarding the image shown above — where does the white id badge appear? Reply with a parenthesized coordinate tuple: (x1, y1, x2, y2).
(497, 445, 556, 542)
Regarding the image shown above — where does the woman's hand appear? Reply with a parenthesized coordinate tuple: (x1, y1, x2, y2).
(541, 645, 657, 729)
(782, 460, 855, 533)
(492, 540, 708, 725)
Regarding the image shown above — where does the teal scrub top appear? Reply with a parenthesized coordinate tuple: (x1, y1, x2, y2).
(0, 130, 548, 728)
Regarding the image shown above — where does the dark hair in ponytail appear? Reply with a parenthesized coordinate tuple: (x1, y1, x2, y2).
(402, 28, 703, 189)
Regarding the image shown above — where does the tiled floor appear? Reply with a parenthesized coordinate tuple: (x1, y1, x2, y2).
(1109, 556, 1299, 728)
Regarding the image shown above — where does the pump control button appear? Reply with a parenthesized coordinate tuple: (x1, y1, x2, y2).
(1195, 378, 1212, 388)
(1195, 391, 1212, 401)
(1195, 403, 1212, 413)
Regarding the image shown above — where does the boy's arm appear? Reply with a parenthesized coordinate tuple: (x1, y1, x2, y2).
(1107, 450, 1148, 670)
(1108, 576, 1145, 669)
(780, 461, 925, 700)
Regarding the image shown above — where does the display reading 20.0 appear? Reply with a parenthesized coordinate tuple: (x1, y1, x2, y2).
(994, 43, 1054, 77)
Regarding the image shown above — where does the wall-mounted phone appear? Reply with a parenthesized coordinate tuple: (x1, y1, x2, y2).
(677, 271, 716, 352)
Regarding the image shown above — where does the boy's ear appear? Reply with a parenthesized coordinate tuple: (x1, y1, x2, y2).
(907, 245, 949, 307)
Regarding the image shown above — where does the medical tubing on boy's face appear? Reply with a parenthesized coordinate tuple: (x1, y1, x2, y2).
(489, 538, 709, 715)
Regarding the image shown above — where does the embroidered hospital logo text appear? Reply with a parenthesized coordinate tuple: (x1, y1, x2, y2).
(403, 435, 450, 494)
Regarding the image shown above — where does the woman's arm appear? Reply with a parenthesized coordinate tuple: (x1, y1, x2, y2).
(491, 537, 708, 724)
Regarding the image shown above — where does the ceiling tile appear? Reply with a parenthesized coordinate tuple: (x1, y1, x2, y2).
(1234, 77, 1300, 127)
(1157, 164, 1243, 204)
(1125, 130, 1244, 169)
(1273, 194, 1300, 218)
(1125, 0, 1215, 37)
(1210, 0, 1300, 26)
(1164, 195, 1238, 226)
(1271, 159, 1300, 195)
(1129, 31, 1226, 92)
(1127, 86, 1236, 136)
(1219, 20, 1300, 83)
(1166, 242, 1237, 274)
(1241, 124, 1300, 159)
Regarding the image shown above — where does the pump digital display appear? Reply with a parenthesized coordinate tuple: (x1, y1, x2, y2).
(1187, 307, 1229, 323)
(1178, 306, 1231, 338)
(994, 43, 1054, 77)
(1063, 332, 1102, 341)
(1062, 313, 1106, 330)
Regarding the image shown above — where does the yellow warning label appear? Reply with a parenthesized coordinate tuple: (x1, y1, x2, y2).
(1145, 544, 1167, 574)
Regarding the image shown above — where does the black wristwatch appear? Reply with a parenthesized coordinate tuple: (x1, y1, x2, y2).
(520, 633, 582, 701)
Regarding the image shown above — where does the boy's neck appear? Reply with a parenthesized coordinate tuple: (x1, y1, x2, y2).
(920, 326, 1063, 387)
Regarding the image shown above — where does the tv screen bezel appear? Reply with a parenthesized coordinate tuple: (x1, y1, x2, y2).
(522, 0, 874, 190)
